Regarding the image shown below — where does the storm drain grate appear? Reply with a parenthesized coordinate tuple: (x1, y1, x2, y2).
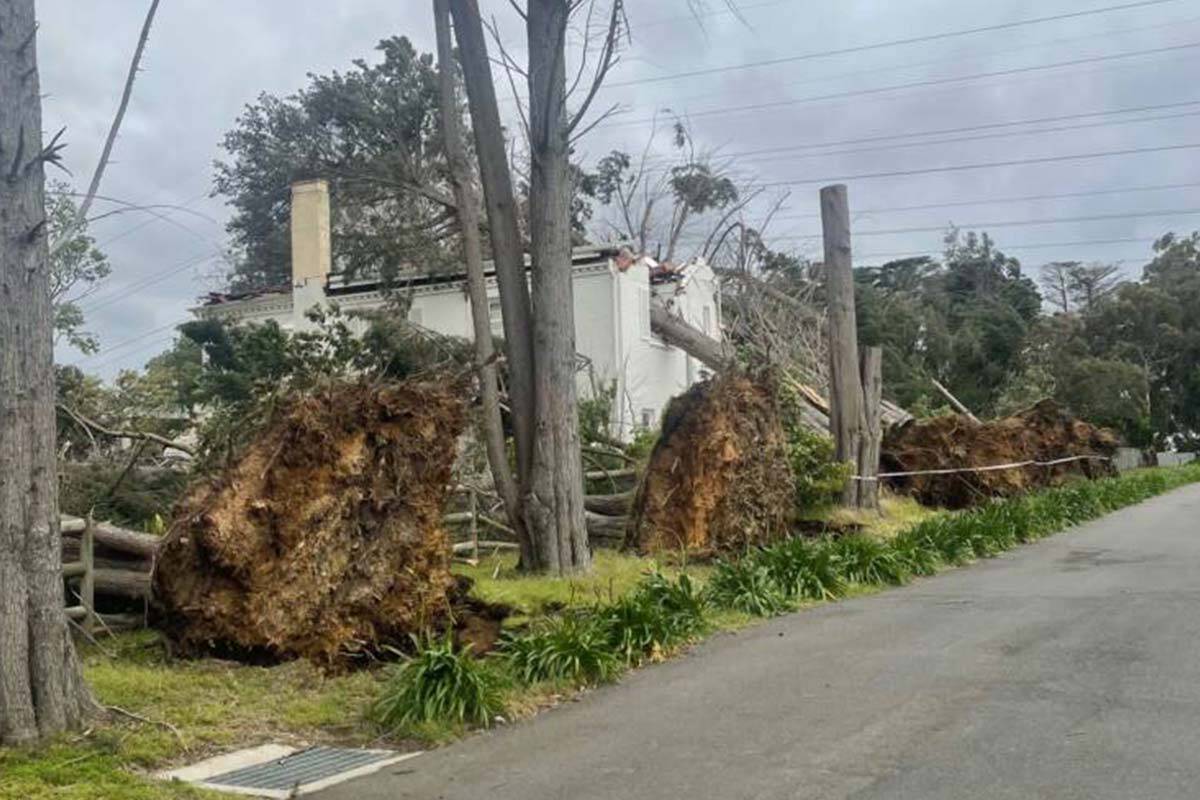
(207, 746, 396, 792)
(160, 744, 421, 798)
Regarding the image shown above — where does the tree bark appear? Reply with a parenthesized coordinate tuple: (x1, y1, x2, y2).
(0, 0, 93, 744)
(821, 184, 866, 508)
(525, 0, 590, 573)
(649, 304, 735, 370)
(447, 0, 537, 503)
(434, 0, 533, 566)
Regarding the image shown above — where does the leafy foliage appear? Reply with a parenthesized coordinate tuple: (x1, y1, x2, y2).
(501, 615, 623, 686)
(48, 181, 111, 354)
(597, 573, 709, 664)
(752, 536, 845, 601)
(371, 635, 506, 731)
(705, 559, 792, 617)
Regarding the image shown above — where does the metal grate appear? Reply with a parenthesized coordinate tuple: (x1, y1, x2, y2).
(205, 746, 399, 792)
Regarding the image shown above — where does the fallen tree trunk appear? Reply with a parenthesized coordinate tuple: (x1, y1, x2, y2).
(585, 512, 627, 546)
(584, 492, 633, 516)
(650, 305, 735, 369)
(93, 568, 151, 600)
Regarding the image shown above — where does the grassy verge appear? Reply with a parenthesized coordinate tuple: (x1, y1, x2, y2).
(4, 468, 1195, 798)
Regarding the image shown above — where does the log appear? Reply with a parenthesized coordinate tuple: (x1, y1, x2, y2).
(585, 511, 627, 545)
(93, 568, 152, 600)
(931, 378, 980, 423)
(584, 491, 634, 516)
(63, 522, 160, 559)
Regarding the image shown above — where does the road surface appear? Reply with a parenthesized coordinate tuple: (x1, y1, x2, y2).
(317, 484, 1200, 799)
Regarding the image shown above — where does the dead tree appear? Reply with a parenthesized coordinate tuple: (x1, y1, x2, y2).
(433, 0, 533, 564)
(0, 0, 94, 744)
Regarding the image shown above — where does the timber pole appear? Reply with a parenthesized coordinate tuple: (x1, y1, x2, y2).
(821, 184, 866, 507)
(858, 347, 883, 511)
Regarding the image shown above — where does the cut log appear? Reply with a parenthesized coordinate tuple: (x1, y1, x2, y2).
(63, 522, 160, 559)
(584, 491, 634, 516)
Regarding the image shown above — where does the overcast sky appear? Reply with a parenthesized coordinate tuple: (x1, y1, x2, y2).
(38, 0, 1200, 378)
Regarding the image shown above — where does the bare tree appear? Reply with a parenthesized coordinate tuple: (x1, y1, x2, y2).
(49, 0, 161, 258)
(449, 0, 625, 573)
(1040, 261, 1076, 314)
(433, 0, 533, 563)
(1068, 262, 1121, 310)
(1, 0, 95, 744)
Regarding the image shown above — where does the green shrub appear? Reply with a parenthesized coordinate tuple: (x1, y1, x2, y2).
(753, 537, 845, 601)
(371, 635, 506, 731)
(502, 615, 623, 686)
(706, 559, 792, 617)
(599, 579, 706, 666)
(781, 422, 853, 511)
(888, 528, 942, 576)
(828, 534, 910, 586)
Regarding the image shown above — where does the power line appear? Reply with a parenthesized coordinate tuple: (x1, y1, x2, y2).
(71, 317, 189, 366)
(607, 0, 1184, 88)
(80, 252, 223, 315)
(716, 98, 1200, 162)
(613, 40, 1200, 128)
(759, 141, 1200, 186)
(82, 332, 182, 373)
(855, 236, 1160, 261)
(743, 207, 1200, 242)
(772, 181, 1200, 222)
(626, 12, 1200, 112)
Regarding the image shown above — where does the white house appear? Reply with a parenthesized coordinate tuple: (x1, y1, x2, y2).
(197, 180, 722, 438)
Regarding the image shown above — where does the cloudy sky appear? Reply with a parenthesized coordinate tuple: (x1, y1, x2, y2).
(38, 0, 1200, 378)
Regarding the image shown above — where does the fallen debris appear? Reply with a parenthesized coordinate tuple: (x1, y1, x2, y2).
(153, 379, 467, 666)
(625, 371, 794, 556)
(881, 399, 1119, 508)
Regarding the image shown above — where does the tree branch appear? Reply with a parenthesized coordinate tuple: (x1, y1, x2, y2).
(57, 404, 195, 457)
(50, 0, 161, 259)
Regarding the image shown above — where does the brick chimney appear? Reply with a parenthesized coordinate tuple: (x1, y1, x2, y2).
(290, 179, 331, 287)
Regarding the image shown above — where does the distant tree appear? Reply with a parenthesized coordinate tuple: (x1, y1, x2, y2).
(1067, 262, 1122, 310)
(47, 182, 111, 354)
(1040, 261, 1076, 314)
(214, 37, 456, 290)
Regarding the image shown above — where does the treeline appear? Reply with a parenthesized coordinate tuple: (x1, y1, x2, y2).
(854, 229, 1200, 449)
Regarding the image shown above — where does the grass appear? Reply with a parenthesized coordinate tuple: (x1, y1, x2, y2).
(0, 631, 383, 800)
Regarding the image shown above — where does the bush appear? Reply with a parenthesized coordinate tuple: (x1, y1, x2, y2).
(827, 534, 910, 586)
(599, 578, 706, 666)
(502, 615, 623, 686)
(782, 422, 853, 511)
(706, 559, 792, 617)
(371, 635, 507, 731)
(753, 537, 845, 601)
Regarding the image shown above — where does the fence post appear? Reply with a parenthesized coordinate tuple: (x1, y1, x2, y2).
(81, 515, 96, 635)
(858, 347, 883, 511)
(821, 184, 866, 507)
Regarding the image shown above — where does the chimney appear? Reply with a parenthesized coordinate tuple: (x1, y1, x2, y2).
(290, 179, 331, 287)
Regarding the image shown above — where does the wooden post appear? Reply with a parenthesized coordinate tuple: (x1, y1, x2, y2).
(469, 487, 480, 562)
(81, 515, 95, 635)
(821, 184, 866, 507)
(858, 347, 883, 511)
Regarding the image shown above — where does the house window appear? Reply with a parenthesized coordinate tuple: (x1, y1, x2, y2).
(702, 304, 713, 336)
(488, 297, 503, 336)
(408, 306, 423, 326)
(641, 408, 655, 429)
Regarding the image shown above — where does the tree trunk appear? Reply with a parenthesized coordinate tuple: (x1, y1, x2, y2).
(447, 0, 537, 509)
(0, 0, 93, 744)
(525, 0, 590, 573)
(821, 184, 866, 508)
(434, 0, 533, 565)
(649, 304, 735, 370)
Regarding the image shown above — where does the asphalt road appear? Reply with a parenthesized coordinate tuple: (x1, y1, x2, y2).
(317, 484, 1200, 800)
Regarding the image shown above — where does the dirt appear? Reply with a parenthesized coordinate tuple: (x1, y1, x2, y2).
(881, 399, 1119, 509)
(625, 371, 795, 556)
(153, 379, 469, 668)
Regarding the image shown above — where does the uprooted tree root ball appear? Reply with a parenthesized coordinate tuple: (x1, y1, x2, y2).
(881, 399, 1119, 509)
(153, 379, 467, 667)
(625, 371, 795, 556)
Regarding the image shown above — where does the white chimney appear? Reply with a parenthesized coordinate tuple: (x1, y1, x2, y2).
(290, 179, 331, 288)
